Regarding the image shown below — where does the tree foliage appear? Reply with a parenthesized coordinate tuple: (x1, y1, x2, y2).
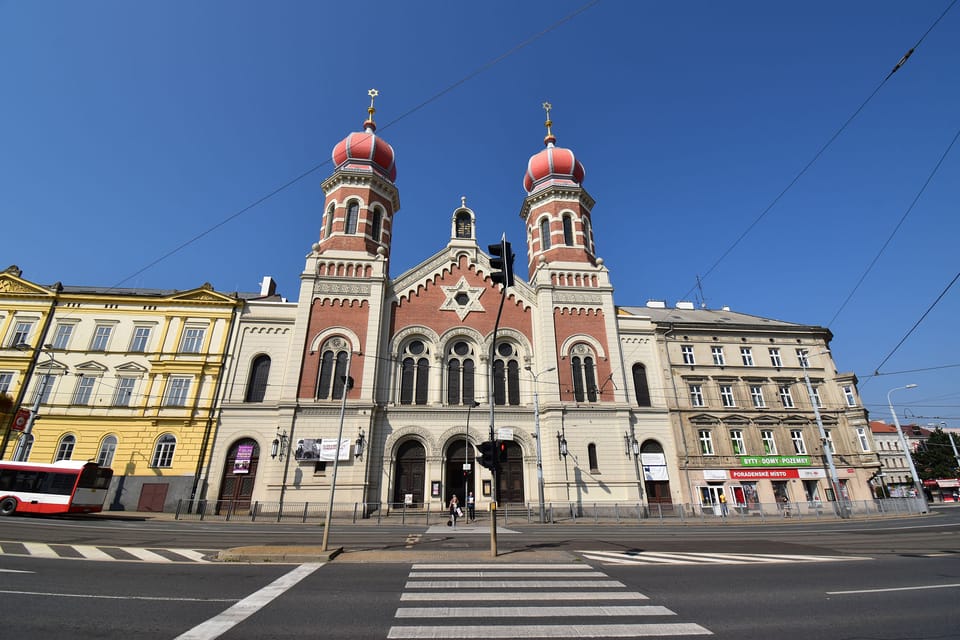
(912, 428, 960, 480)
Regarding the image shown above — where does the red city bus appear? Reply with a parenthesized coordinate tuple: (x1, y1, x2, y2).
(0, 460, 114, 516)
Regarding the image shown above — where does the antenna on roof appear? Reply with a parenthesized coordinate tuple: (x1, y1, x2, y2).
(695, 275, 707, 309)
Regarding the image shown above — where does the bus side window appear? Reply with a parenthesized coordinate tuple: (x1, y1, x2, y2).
(0, 469, 12, 491)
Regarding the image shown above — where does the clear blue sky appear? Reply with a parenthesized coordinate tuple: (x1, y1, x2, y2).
(3, 1, 958, 428)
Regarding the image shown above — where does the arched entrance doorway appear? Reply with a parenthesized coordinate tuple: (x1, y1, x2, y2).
(640, 439, 673, 506)
(393, 440, 426, 507)
(497, 441, 524, 504)
(445, 440, 475, 505)
(217, 438, 260, 513)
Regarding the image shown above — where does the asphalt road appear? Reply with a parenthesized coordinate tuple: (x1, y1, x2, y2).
(0, 507, 957, 639)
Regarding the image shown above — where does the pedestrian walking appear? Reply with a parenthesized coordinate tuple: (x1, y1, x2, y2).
(448, 494, 461, 528)
(719, 492, 728, 516)
(467, 491, 476, 521)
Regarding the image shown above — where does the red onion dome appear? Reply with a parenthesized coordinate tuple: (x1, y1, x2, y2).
(332, 118, 397, 182)
(523, 138, 585, 193)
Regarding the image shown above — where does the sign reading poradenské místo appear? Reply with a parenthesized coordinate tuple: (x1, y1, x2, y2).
(740, 455, 810, 467)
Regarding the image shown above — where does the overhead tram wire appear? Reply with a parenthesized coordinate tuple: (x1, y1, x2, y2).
(825, 125, 960, 329)
(103, 0, 601, 292)
(865, 270, 960, 386)
(679, 0, 958, 302)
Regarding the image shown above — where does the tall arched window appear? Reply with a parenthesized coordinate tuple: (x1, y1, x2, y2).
(324, 203, 334, 239)
(399, 339, 430, 405)
(493, 342, 521, 406)
(316, 338, 351, 400)
(371, 207, 383, 243)
(245, 354, 271, 403)
(151, 434, 177, 468)
(632, 363, 651, 407)
(563, 214, 574, 246)
(583, 216, 594, 254)
(570, 343, 598, 403)
(446, 340, 476, 405)
(539, 218, 551, 251)
(55, 434, 76, 461)
(345, 201, 360, 235)
(455, 211, 472, 238)
(587, 443, 599, 472)
(97, 435, 118, 467)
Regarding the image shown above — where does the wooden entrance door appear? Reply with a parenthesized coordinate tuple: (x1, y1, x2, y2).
(393, 440, 425, 507)
(217, 439, 260, 513)
(497, 441, 524, 504)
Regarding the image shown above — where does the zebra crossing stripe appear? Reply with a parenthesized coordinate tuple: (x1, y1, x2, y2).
(405, 579, 626, 589)
(412, 563, 589, 570)
(401, 591, 648, 601)
(387, 623, 712, 638)
(21, 543, 59, 558)
(578, 550, 872, 565)
(396, 605, 674, 618)
(409, 570, 606, 578)
(73, 545, 116, 561)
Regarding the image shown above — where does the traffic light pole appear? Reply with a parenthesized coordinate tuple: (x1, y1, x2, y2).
(486, 233, 515, 558)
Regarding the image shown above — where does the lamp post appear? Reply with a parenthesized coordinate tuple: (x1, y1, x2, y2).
(525, 366, 555, 524)
(624, 429, 646, 512)
(15, 345, 55, 462)
(799, 349, 848, 518)
(887, 383, 927, 512)
(463, 400, 480, 515)
(322, 350, 356, 552)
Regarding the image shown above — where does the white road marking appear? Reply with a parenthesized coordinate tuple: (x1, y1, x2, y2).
(579, 550, 872, 565)
(412, 563, 590, 570)
(827, 583, 960, 595)
(174, 563, 323, 640)
(387, 623, 712, 638)
(0, 569, 34, 573)
(72, 545, 116, 561)
(119, 547, 177, 563)
(0, 589, 235, 602)
(405, 579, 625, 589)
(409, 570, 606, 578)
(21, 543, 59, 558)
(401, 591, 648, 601)
(396, 605, 674, 618)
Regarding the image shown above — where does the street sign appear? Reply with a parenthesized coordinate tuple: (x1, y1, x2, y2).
(12, 408, 31, 432)
(462, 463, 471, 471)
(497, 427, 514, 441)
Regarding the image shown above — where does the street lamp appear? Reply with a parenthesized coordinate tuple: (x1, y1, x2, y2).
(463, 400, 480, 516)
(15, 344, 55, 462)
(887, 383, 927, 512)
(624, 431, 646, 511)
(799, 349, 848, 518)
(271, 429, 289, 460)
(526, 366, 555, 524)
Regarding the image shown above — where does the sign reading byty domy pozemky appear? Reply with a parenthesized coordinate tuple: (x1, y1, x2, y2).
(740, 455, 811, 467)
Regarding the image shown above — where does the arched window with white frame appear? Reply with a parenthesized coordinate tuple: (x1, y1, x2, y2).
(562, 214, 574, 246)
(345, 200, 360, 235)
(493, 342, 521, 406)
(324, 203, 334, 239)
(539, 217, 551, 251)
(399, 339, 430, 405)
(446, 340, 476, 405)
(316, 337, 352, 400)
(371, 206, 383, 243)
(97, 435, 118, 467)
(55, 434, 76, 461)
(151, 433, 177, 468)
(570, 342, 598, 403)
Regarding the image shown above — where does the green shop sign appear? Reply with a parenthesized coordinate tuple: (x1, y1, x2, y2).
(739, 455, 811, 467)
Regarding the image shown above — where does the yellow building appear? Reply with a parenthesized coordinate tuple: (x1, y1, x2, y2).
(0, 265, 243, 512)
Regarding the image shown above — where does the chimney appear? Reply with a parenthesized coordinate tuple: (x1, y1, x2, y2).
(259, 276, 277, 297)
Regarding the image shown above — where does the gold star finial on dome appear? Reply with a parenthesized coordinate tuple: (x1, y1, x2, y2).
(367, 88, 379, 117)
(542, 101, 556, 145)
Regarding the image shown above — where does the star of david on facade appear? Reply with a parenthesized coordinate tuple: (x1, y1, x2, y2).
(440, 276, 486, 321)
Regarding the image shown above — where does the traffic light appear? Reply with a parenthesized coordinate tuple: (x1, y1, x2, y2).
(488, 236, 515, 288)
(498, 441, 508, 463)
(477, 441, 497, 471)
